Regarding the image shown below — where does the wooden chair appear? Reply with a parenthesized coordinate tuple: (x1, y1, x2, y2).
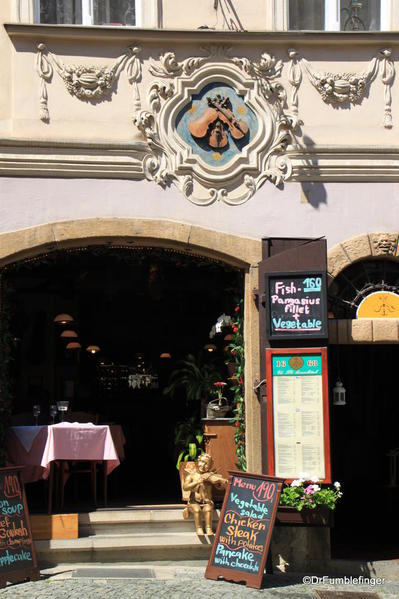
(59, 412, 100, 510)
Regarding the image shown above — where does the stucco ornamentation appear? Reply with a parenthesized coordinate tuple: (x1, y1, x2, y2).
(371, 233, 398, 256)
(149, 46, 230, 78)
(294, 48, 394, 128)
(287, 49, 301, 116)
(136, 50, 296, 205)
(36, 44, 142, 121)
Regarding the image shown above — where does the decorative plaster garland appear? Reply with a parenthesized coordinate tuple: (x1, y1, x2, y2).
(36, 43, 142, 122)
(288, 48, 395, 128)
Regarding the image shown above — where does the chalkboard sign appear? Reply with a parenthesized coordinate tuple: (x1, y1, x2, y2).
(265, 272, 328, 340)
(205, 471, 284, 589)
(0, 467, 39, 588)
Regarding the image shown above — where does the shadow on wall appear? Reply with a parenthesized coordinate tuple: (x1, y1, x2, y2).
(300, 181, 327, 208)
(298, 134, 328, 208)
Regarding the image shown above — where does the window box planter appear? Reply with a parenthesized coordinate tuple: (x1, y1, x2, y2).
(277, 505, 333, 527)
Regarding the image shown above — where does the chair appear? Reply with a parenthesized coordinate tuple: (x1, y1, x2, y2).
(59, 412, 100, 509)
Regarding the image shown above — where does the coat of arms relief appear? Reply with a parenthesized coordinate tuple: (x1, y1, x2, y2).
(134, 48, 297, 205)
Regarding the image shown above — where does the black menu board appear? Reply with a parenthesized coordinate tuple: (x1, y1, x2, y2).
(205, 471, 284, 589)
(265, 272, 328, 340)
(0, 467, 39, 587)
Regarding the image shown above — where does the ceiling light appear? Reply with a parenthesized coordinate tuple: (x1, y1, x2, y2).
(66, 341, 81, 350)
(204, 344, 217, 352)
(86, 345, 100, 354)
(60, 330, 78, 339)
(54, 313, 74, 325)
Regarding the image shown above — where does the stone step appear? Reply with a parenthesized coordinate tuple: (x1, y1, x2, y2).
(35, 532, 214, 565)
(78, 507, 219, 537)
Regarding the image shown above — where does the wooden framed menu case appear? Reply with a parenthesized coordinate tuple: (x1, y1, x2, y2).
(266, 348, 331, 483)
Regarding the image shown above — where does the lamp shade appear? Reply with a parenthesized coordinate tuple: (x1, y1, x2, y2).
(54, 313, 74, 325)
(60, 330, 78, 339)
(66, 341, 81, 350)
(160, 352, 172, 359)
(86, 345, 100, 354)
(204, 343, 217, 352)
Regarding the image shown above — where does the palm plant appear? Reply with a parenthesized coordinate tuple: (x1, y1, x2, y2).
(163, 352, 223, 417)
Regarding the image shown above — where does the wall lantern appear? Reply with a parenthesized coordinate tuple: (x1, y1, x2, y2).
(54, 313, 74, 325)
(333, 379, 346, 406)
(160, 352, 172, 359)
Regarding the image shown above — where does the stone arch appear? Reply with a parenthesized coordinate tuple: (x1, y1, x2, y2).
(0, 218, 261, 268)
(327, 232, 399, 283)
(328, 232, 399, 344)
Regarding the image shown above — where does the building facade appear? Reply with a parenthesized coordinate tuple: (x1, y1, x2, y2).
(1, 0, 399, 556)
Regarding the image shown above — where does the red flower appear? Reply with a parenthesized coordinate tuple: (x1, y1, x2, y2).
(214, 381, 227, 387)
(235, 421, 240, 427)
(235, 306, 240, 312)
(232, 326, 238, 332)
(239, 377, 243, 385)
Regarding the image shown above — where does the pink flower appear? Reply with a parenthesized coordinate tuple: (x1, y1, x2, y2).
(214, 381, 227, 387)
(305, 485, 315, 495)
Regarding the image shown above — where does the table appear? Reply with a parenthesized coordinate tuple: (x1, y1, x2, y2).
(6, 423, 126, 511)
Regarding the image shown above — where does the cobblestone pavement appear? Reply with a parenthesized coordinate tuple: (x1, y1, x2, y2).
(0, 566, 398, 598)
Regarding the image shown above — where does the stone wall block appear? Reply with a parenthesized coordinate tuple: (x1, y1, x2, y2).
(349, 319, 373, 343)
(341, 234, 372, 264)
(327, 244, 351, 279)
(372, 319, 399, 342)
(370, 233, 399, 257)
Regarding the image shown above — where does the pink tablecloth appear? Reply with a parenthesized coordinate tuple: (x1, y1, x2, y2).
(6, 423, 122, 482)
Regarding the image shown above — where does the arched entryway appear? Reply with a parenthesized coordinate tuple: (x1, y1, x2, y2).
(0, 218, 263, 508)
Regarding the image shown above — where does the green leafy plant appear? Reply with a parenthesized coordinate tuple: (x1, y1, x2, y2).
(279, 476, 343, 511)
(174, 417, 205, 470)
(227, 300, 246, 471)
(164, 352, 222, 417)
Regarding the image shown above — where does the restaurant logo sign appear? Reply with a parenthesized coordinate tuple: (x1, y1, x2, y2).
(135, 48, 296, 205)
(265, 272, 328, 340)
(356, 290, 399, 318)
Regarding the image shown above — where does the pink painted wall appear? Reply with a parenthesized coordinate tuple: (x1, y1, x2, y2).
(0, 177, 398, 249)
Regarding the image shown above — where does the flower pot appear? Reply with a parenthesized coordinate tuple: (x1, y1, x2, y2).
(277, 505, 333, 527)
(206, 398, 230, 419)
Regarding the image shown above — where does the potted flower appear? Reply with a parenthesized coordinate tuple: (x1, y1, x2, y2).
(206, 381, 230, 418)
(278, 475, 342, 526)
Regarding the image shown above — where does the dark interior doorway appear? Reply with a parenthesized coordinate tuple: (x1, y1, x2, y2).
(3, 246, 243, 509)
(330, 344, 399, 559)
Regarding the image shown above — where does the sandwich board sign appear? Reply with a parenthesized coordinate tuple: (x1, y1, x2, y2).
(205, 471, 284, 589)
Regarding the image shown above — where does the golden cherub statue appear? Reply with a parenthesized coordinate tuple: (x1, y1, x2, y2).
(182, 453, 228, 536)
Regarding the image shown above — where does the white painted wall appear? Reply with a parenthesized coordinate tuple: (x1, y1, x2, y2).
(0, 178, 398, 249)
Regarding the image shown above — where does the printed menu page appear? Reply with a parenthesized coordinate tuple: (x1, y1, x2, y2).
(272, 354, 325, 479)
